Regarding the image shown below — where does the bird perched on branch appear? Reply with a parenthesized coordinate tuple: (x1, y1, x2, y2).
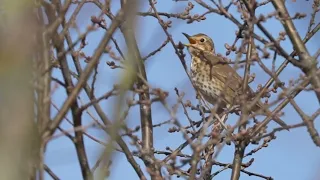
(182, 32, 288, 129)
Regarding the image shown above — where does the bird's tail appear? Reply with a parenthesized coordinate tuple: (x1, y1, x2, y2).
(252, 103, 289, 130)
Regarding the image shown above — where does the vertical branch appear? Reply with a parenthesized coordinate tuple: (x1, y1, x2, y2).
(42, 1, 93, 179)
(230, 141, 246, 180)
(44, 1, 125, 138)
(35, 7, 51, 134)
(0, 3, 39, 179)
(60, 2, 146, 178)
(120, 0, 161, 178)
(240, 2, 255, 118)
(231, 1, 256, 179)
(35, 7, 51, 180)
(200, 115, 228, 179)
(42, 1, 130, 179)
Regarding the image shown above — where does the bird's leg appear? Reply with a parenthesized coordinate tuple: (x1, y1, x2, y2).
(229, 105, 241, 115)
(252, 116, 259, 124)
(221, 113, 228, 125)
(196, 104, 206, 116)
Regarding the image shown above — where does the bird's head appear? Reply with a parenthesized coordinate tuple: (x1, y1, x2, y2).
(182, 33, 215, 55)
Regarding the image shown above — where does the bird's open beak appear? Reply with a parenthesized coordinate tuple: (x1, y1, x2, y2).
(182, 32, 196, 47)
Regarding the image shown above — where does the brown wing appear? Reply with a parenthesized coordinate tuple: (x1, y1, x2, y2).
(200, 52, 288, 128)
(202, 52, 242, 90)
(201, 52, 255, 104)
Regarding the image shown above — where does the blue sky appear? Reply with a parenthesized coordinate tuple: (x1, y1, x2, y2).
(46, 1, 320, 179)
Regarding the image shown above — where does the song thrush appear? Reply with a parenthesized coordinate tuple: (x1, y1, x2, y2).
(182, 32, 288, 128)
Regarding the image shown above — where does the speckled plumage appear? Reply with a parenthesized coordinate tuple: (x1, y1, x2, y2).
(185, 33, 239, 110)
(183, 32, 288, 128)
(190, 56, 226, 107)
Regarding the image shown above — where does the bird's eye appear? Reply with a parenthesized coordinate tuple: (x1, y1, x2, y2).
(200, 38, 205, 42)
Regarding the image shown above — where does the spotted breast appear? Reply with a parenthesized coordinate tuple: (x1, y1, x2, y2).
(190, 56, 227, 108)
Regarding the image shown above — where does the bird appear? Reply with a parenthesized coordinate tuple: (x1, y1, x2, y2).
(182, 32, 288, 129)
